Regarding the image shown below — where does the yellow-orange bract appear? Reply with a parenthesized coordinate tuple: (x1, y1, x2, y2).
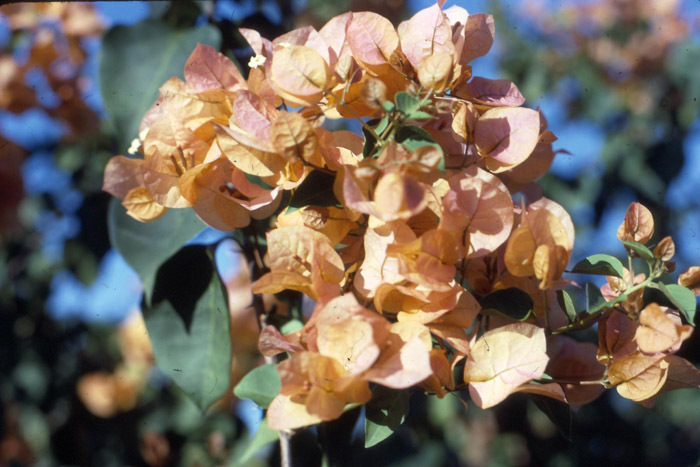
(504, 200, 572, 290)
(635, 303, 692, 354)
(464, 323, 549, 408)
(100, 1, 698, 434)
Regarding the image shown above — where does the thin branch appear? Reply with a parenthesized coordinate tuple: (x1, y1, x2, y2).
(279, 430, 293, 467)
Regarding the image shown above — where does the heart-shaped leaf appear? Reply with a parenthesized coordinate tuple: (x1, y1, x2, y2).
(144, 246, 231, 411)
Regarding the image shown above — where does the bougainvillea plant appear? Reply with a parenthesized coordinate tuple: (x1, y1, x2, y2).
(102, 0, 700, 457)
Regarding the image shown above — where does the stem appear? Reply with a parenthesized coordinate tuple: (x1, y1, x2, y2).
(543, 378, 607, 387)
(627, 254, 635, 289)
(280, 430, 293, 467)
(237, 224, 297, 465)
(551, 271, 661, 334)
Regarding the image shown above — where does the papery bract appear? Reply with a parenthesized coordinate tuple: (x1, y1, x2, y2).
(475, 107, 540, 172)
(679, 266, 700, 296)
(464, 322, 548, 408)
(252, 226, 344, 303)
(617, 202, 654, 244)
(635, 303, 693, 354)
(440, 165, 514, 258)
(504, 205, 571, 290)
(270, 45, 331, 106)
(608, 353, 669, 402)
(397, 4, 455, 71)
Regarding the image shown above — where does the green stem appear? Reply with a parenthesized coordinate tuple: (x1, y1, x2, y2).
(627, 254, 635, 289)
(551, 271, 661, 334)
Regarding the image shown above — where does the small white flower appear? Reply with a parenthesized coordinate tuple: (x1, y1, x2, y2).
(248, 54, 267, 68)
(127, 137, 141, 155)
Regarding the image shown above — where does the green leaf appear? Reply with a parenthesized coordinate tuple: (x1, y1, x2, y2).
(395, 91, 421, 116)
(99, 19, 221, 146)
(585, 282, 607, 313)
(144, 245, 231, 411)
(479, 288, 534, 321)
(407, 110, 435, 120)
(395, 125, 445, 170)
(556, 289, 577, 323)
(235, 419, 279, 465)
(530, 394, 572, 441)
(648, 282, 697, 325)
(233, 364, 281, 409)
(364, 386, 410, 448)
(108, 198, 205, 303)
(395, 125, 438, 151)
(623, 241, 655, 264)
(362, 116, 389, 158)
(571, 254, 625, 278)
(287, 170, 340, 213)
(245, 173, 274, 190)
(280, 318, 304, 334)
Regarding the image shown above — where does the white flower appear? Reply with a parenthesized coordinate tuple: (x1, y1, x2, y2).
(248, 54, 267, 68)
(127, 137, 141, 155)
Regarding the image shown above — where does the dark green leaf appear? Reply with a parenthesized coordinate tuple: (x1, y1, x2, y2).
(648, 282, 697, 325)
(99, 19, 221, 145)
(556, 290, 577, 323)
(623, 241, 655, 263)
(530, 394, 572, 441)
(571, 254, 625, 278)
(287, 170, 339, 213)
(479, 288, 534, 321)
(108, 198, 205, 302)
(233, 364, 281, 409)
(144, 246, 231, 411)
(236, 419, 279, 465)
(395, 91, 421, 116)
(245, 173, 274, 190)
(362, 116, 389, 158)
(395, 125, 444, 170)
(365, 386, 410, 448)
(395, 125, 438, 151)
(585, 282, 607, 313)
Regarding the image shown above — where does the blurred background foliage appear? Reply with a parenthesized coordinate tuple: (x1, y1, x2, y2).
(0, 1, 698, 466)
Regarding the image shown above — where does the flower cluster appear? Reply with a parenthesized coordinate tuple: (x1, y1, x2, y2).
(103, 2, 699, 432)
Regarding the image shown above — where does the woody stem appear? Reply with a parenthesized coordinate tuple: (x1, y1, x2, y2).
(280, 430, 293, 467)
